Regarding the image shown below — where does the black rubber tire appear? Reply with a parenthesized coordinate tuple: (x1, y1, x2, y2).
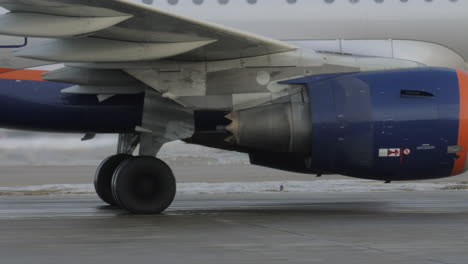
(94, 154, 132, 206)
(111, 156, 176, 214)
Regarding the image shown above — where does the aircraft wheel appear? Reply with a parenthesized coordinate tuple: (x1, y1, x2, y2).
(111, 156, 176, 214)
(94, 154, 132, 206)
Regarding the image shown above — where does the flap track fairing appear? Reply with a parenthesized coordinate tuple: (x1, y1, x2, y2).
(15, 38, 217, 62)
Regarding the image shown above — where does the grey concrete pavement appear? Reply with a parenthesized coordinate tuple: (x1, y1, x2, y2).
(1, 165, 468, 263)
(0, 191, 467, 264)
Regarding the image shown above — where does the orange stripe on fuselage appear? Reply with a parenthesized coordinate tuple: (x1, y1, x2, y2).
(0, 68, 14, 74)
(0, 68, 46, 81)
(452, 70, 468, 175)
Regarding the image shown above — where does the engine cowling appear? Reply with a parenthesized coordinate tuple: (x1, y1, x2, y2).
(226, 68, 468, 181)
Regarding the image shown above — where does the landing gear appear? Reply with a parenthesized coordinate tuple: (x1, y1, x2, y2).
(94, 131, 176, 214)
(94, 154, 132, 206)
(112, 156, 176, 214)
(94, 155, 176, 214)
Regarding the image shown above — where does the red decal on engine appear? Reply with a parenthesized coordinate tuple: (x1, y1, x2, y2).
(388, 149, 400, 157)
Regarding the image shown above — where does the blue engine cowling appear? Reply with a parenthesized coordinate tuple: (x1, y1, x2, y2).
(232, 68, 468, 181)
(304, 68, 468, 180)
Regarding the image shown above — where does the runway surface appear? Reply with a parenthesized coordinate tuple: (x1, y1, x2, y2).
(0, 191, 467, 264)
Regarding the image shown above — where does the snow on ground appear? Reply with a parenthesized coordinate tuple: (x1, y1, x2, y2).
(0, 180, 466, 196)
(2, 130, 468, 196)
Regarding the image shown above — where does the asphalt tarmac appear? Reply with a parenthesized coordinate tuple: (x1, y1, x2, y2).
(0, 191, 467, 264)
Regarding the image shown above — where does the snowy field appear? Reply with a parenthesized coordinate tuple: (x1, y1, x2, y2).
(1, 129, 468, 195)
(0, 180, 466, 196)
(0, 130, 248, 166)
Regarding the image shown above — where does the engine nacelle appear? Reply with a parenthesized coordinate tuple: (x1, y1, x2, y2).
(227, 68, 468, 181)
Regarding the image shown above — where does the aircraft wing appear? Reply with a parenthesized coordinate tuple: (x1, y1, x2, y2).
(0, 0, 422, 147)
(0, 0, 297, 62)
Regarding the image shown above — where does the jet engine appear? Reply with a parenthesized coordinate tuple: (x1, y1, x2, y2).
(225, 68, 468, 181)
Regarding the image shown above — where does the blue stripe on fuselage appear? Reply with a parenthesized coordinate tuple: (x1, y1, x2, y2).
(0, 78, 144, 133)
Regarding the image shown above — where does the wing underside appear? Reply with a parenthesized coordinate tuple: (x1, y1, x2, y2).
(0, 0, 297, 62)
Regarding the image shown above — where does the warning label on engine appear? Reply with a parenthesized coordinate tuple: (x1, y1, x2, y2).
(379, 148, 411, 157)
(379, 148, 400, 157)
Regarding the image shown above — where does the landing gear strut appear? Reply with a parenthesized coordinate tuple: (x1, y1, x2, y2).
(94, 133, 176, 214)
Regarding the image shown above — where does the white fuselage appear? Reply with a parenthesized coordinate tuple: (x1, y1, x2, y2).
(1, 1, 468, 68)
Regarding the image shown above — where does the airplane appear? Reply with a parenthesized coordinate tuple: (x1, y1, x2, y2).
(0, 0, 467, 214)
